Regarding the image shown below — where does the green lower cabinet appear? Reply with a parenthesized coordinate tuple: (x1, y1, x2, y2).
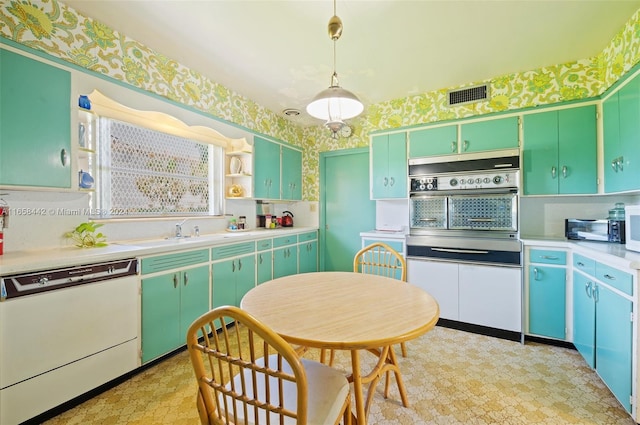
(298, 240, 318, 274)
(273, 246, 298, 279)
(257, 250, 273, 284)
(595, 283, 632, 412)
(572, 272, 596, 368)
(212, 254, 256, 308)
(528, 265, 566, 339)
(141, 265, 210, 363)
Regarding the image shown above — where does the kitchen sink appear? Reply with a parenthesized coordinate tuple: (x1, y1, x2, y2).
(115, 231, 257, 248)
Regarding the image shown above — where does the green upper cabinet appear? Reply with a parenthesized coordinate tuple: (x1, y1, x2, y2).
(603, 74, 640, 193)
(253, 136, 281, 199)
(409, 125, 457, 158)
(253, 136, 302, 200)
(281, 146, 302, 200)
(523, 105, 597, 195)
(371, 133, 407, 199)
(459, 116, 519, 153)
(0, 48, 71, 188)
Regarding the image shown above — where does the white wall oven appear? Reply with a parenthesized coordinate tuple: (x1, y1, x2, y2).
(406, 149, 523, 341)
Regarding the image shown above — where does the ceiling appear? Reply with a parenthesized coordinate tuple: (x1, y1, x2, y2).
(63, 0, 640, 127)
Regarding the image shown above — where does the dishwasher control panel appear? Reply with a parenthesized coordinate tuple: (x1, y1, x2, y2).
(0, 258, 138, 300)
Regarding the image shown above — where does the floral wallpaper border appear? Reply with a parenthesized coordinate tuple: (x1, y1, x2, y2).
(2, 1, 640, 201)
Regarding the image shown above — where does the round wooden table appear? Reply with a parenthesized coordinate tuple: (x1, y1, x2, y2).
(241, 271, 440, 425)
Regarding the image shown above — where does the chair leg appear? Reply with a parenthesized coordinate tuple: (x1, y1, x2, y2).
(320, 348, 336, 366)
(400, 342, 407, 357)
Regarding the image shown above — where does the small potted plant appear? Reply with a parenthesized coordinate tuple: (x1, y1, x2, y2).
(64, 221, 108, 248)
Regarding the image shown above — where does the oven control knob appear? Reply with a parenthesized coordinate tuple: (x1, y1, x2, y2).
(483, 177, 491, 183)
(419, 184, 426, 190)
(475, 177, 482, 184)
(426, 183, 434, 190)
(449, 178, 458, 187)
(38, 277, 49, 286)
(493, 175, 503, 184)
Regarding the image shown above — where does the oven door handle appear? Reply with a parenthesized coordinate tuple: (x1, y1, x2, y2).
(431, 248, 490, 255)
(419, 218, 438, 222)
(467, 218, 496, 223)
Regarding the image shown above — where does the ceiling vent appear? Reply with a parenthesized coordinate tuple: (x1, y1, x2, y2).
(447, 84, 489, 106)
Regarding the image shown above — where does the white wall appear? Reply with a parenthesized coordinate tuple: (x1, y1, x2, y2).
(520, 194, 640, 238)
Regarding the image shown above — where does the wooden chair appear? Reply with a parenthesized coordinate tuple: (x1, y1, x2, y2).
(353, 242, 408, 399)
(187, 305, 352, 425)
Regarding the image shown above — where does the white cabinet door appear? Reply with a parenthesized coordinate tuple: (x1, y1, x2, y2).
(408, 259, 459, 320)
(458, 264, 522, 332)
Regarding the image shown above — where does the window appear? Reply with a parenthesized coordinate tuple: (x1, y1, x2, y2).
(94, 117, 223, 218)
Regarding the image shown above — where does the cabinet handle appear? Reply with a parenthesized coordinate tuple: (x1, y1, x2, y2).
(561, 165, 567, 178)
(593, 284, 599, 303)
(611, 159, 618, 172)
(533, 267, 540, 281)
(585, 281, 593, 298)
(60, 149, 69, 167)
(617, 156, 624, 171)
(183, 272, 188, 286)
(232, 260, 236, 272)
(259, 254, 263, 264)
(451, 141, 457, 152)
(577, 261, 584, 266)
(539, 255, 558, 260)
(173, 273, 179, 288)
(383, 177, 389, 187)
(603, 273, 616, 281)
(463, 140, 469, 151)
(551, 166, 557, 179)
(389, 177, 395, 187)
(238, 259, 242, 271)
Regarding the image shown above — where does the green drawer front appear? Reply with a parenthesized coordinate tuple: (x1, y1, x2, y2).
(573, 253, 596, 276)
(141, 249, 209, 274)
(273, 235, 297, 248)
(298, 231, 317, 242)
(596, 262, 633, 296)
(211, 242, 255, 261)
(256, 239, 273, 251)
(529, 249, 567, 265)
(363, 239, 404, 254)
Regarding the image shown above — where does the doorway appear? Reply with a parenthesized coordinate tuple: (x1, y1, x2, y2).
(319, 148, 376, 271)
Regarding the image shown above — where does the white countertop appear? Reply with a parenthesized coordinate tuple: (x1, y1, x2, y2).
(521, 236, 640, 270)
(0, 227, 317, 275)
(360, 229, 407, 239)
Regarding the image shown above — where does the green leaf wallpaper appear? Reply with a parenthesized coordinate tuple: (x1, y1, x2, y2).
(1, 1, 639, 202)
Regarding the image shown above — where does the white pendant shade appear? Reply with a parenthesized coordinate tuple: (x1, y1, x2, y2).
(306, 85, 364, 121)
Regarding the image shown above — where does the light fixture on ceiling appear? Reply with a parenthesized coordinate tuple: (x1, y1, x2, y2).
(306, 0, 363, 138)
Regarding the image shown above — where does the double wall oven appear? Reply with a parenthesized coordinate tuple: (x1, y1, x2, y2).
(406, 149, 523, 340)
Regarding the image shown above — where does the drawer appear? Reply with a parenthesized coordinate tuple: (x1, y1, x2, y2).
(298, 231, 317, 243)
(256, 239, 273, 251)
(573, 253, 595, 276)
(211, 242, 255, 261)
(529, 249, 566, 265)
(141, 249, 209, 274)
(595, 262, 633, 296)
(273, 235, 297, 248)
(363, 239, 404, 254)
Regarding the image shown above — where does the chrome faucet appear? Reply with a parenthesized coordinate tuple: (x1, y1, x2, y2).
(175, 218, 188, 238)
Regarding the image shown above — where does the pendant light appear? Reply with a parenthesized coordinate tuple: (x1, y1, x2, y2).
(306, 0, 363, 138)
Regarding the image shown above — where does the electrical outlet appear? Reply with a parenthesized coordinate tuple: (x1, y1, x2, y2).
(310, 203, 317, 212)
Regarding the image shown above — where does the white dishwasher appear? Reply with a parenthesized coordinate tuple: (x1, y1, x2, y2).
(0, 259, 139, 425)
